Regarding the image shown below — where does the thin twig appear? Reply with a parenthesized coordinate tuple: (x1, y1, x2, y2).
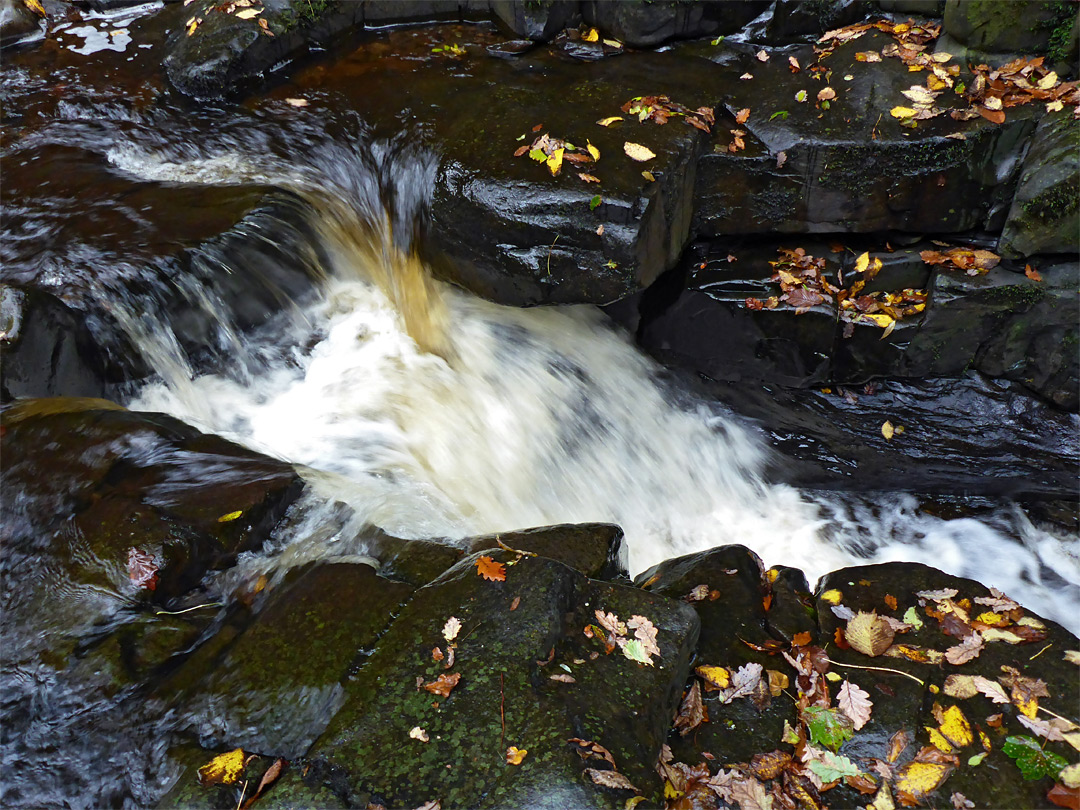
(1028, 643, 1052, 661)
(825, 657, 926, 687)
(235, 780, 248, 810)
(495, 537, 537, 557)
(1038, 704, 1079, 726)
(546, 234, 560, 277)
(155, 602, 223, 616)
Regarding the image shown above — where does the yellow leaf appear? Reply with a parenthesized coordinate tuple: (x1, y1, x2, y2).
(864, 313, 894, 329)
(846, 611, 895, 656)
(217, 510, 243, 523)
(198, 748, 246, 786)
(927, 73, 949, 91)
(235, 7, 260, 18)
(1047, 100, 1064, 112)
(623, 142, 656, 162)
(23, 0, 45, 16)
(582, 27, 599, 42)
(186, 16, 200, 35)
(1037, 71, 1058, 89)
(821, 589, 843, 605)
(597, 116, 623, 127)
(890, 106, 917, 119)
(976, 611, 1005, 625)
(979, 627, 1024, 644)
(895, 761, 951, 799)
(926, 726, 954, 753)
(881, 420, 895, 441)
(664, 781, 682, 799)
(547, 147, 564, 176)
(854, 252, 869, 274)
(1014, 695, 1039, 718)
(768, 669, 790, 695)
(602, 38, 622, 49)
(695, 665, 730, 688)
(825, 671, 842, 682)
(978, 729, 992, 752)
(625, 798, 647, 810)
(641, 170, 655, 182)
(938, 705, 973, 747)
(506, 746, 528, 765)
(586, 141, 600, 161)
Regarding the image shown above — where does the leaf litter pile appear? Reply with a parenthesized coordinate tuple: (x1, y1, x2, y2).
(656, 583, 1079, 810)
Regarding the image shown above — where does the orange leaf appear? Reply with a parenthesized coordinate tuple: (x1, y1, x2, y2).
(763, 593, 773, 611)
(1025, 264, 1043, 282)
(422, 672, 461, 698)
(476, 556, 507, 581)
(792, 631, 812, 646)
(735, 108, 750, 124)
(884, 594, 898, 610)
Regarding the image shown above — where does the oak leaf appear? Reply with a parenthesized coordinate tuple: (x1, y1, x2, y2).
(475, 556, 506, 581)
(838, 680, 874, 730)
(944, 633, 984, 665)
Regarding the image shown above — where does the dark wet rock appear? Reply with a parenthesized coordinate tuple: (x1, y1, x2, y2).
(468, 522, 629, 581)
(701, 372, 1079, 498)
(175, 562, 414, 758)
(0, 399, 303, 667)
(374, 533, 469, 587)
(815, 561, 1079, 810)
(490, 0, 579, 42)
(0, 0, 41, 49)
(580, 0, 768, 48)
(304, 550, 699, 808)
(878, 0, 945, 15)
(748, 0, 875, 45)
(0, 284, 113, 402)
(1000, 109, 1080, 258)
(639, 239, 841, 388)
(941, 0, 1078, 66)
(157, 745, 301, 810)
(904, 260, 1079, 410)
(636, 546, 801, 767)
(422, 50, 718, 305)
(690, 32, 1040, 235)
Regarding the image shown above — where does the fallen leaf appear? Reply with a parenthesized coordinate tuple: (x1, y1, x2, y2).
(735, 108, 750, 124)
(838, 680, 874, 730)
(789, 56, 801, 72)
(257, 17, 273, 36)
(506, 746, 527, 765)
(585, 768, 639, 792)
(846, 611, 895, 657)
(422, 672, 461, 698)
(938, 705, 973, 748)
(767, 669, 789, 696)
(696, 665, 730, 689)
(621, 639, 654, 666)
(1003, 735, 1069, 780)
(818, 87, 836, 101)
(241, 758, 286, 810)
(627, 615, 661, 659)
(549, 672, 576, 683)
(888, 729, 911, 763)
(127, 547, 159, 591)
(951, 791, 975, 810)
(409, 726, 430, 742)
(945, 633, 984, 665)
(674, 680, 708, 736)
(597, 117, 623, 127)
(719, 662, 764, 704)
(891, 106, 917, 119)
(198, 749, 246, 786)
(578, 173, 600, 183)
(731, 776, 773, 810)
(546, 147, 564, 176)
(623, 142, 656, 162)
(510, 596, 520, 611)
(881, 421, 895, 441)
(1025, 264, 1043, 282)
(235, 7, 260, 18)
(740, 72, 754, 80)
(284, 98, 309, 108)
(582, 27, 599, 42)
(442, 616, 462, 642)
(641, 170, 655, 182)
(903, 607, 924, 629)
(804, 706, 855, 751)
(432, 647, 444, 662)
(218, 510, 243, 522)
(806, 749, 861, 783)
(895, 761, 953, 800)
(756, 49, 769, 62)
(475, 556, 507, 581)
(1017, 714, 1067, 743)
(821, 589, 843, 605)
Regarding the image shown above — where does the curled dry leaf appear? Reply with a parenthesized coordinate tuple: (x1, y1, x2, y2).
(409, 726, 430, 742)
(626, 615, 660, 659)
(584, 768, 639, 793)
(550, 672, 576, 683)
(673, 680, 708, 736)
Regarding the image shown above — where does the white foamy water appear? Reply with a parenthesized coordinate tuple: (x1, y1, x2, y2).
(113, 145, 1080, 634)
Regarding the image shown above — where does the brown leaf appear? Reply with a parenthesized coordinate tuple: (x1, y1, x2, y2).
(569, 738, 616, 768)
(577, 173, 601, 183)
(944, 633, 984, 665)
(735, 108, 750, 124)
(127, 547, 159, 591)
(731, 777, 773, 810)
(784, 286, 825, 311)
(745, 297, 765, 311)
(846, 612, 895, 657)
(792, 631, 813, 647)
(1025, 264, 1043, 282)
(977, 106, 1006, 124)
(884, 594, 898, 610)
(888, 728, 912, 763)
(432, 647, 444, 662)
(673, 680, 708, 736)
(584, 768, 639, 793)
(838, 680, 874, 730)
(475, 556, 506, 581)
(749, 750, 792, 780)
(513, 145, 530, 158)
(549, 672, 576, 683)
(241, 758, 286, 810)
(422, 672, 461, 698)
(1047, 783, 1080, 810)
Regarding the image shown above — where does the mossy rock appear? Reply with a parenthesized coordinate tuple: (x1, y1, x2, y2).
(468, 522, 630, 581)
(304, 550, 699, 808)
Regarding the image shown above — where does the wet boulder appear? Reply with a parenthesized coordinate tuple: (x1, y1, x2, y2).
(636, 546, 803, 767)
(999, 109, 1080, 258)
(302, 550, 699, 808)
(468, 523, 629, 581)
(690, 32, 1040, 235)
(423, 49, 719, 305)
(813, 561, 1079, 810)
(580, 0, 768, 48)
(0, 0, 41, 49)
(940, 0, 1078, 70)
(171, 562, 414, 759)
(490, 0, 579, 41)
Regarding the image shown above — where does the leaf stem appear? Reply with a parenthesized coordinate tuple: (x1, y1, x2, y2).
(825, 657, 925, 687)
(155, 602, 224, 616)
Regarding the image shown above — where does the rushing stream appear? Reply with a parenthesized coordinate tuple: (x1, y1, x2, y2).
(98, 136, 1079, 634)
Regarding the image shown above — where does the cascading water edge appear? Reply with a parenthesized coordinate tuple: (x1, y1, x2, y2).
(104, 139, 1080, 636)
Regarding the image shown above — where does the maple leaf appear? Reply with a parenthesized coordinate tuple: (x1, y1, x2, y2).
(442, 616, 462, 642)
(674, 680, 708, 736)
(846, 612, 895, 657)
(422, 672, 461, 698)
(127, 547, 159, 591)
(838, 680, 874, 730)
(475, 556, 506, 581)
(944, 633, 984, 665)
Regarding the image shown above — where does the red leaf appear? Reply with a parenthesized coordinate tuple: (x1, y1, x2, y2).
(475, 556, 506, 581)
(745, 297, 765, 311)
(127, 547, 159, 591)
